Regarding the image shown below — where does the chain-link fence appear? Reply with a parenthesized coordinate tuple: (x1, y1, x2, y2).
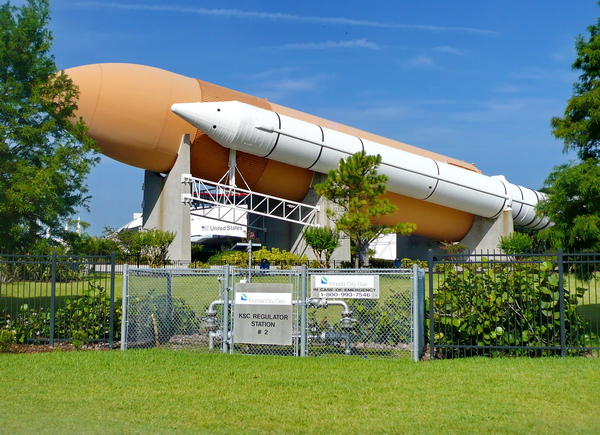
(123, 265, 425, 360)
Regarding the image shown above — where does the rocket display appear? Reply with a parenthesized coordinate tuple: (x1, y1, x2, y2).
(65, 63, 549, 242)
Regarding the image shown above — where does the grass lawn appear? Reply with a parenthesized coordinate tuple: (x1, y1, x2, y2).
(0, 350, 598, 434)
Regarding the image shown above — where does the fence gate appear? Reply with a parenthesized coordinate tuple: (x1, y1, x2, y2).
(123, 265, 425, 360)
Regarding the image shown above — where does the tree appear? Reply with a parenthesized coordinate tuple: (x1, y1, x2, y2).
(314, 151, 415, 267)
(538, 160, 600, 251)
(302, 226, 340, 268)
(0, 0, 98, 251)
(540, 5, 600, 251)
(108, 228, 176, 267)
(497, 232, 534, 256)
(551, 4, 600, 161)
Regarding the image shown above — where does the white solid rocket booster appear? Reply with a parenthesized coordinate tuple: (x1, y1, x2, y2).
(171, 100, 549, 230)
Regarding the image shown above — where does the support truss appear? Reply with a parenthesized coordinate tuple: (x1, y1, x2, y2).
(181, 174, 319, 228)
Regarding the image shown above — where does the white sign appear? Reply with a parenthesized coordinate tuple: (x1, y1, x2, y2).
(190, 206, 247, 242)
(233, 283, 293, 345)
(235, 292, 292, 305)
(311, 275, 380, 299)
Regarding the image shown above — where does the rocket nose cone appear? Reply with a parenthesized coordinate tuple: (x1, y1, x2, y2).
(171, 102, 218, 134)
(171, 103, 201, 128)
(171, 101, 245, 149)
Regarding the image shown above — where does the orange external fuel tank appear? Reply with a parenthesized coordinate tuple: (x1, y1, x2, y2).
(66, 63, 478, 241)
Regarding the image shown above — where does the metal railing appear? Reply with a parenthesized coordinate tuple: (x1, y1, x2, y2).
(427, 250, 600, 358)
(0, 252, 118, 346)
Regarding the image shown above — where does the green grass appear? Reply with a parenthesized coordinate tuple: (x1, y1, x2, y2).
(0, 350, 598, 434)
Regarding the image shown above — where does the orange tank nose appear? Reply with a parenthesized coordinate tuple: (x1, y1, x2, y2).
(65, 63, 201, 173)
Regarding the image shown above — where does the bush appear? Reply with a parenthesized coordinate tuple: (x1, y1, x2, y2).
(401, 258, 428, 269)
(71, 330, 86, 351)
(349, 292, 411, 345)
(55, 285, 121, 341)
(0, 329, 15, 353)
(205, 247, 308, 269)
(498, 232, 534, 255)
(2, 285, 121, 344)
(127, 289, 201, 346)
(428, 261, 588, 357)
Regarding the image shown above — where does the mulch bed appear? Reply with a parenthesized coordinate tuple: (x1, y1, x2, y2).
(5, 342, 118, 354)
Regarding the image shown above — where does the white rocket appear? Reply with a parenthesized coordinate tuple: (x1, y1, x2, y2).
(171, 100, 549, 230)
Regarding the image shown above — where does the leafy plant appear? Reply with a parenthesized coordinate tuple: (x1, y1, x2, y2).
(498, 232, 534, 256)
(303, 226, 340, 268)
(0, 329, 15, 352)
(7, 304, 51, 343)
(401, 258, 428, 269)
(127, 289, 201, 346)
(55, 284, 120, 340)
(204, 247, 308, 269)
(428, 261, 588, 357)
(2, 284, 121, 343)
(349, 292, 411, 345)
(71, 330, 86, 351)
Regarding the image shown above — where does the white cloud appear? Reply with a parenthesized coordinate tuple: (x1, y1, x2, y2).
(433, 46, 472, 56)
(278, 39, 382, 50)
(71, 2, 498, 34)
(511, 67, 574, 83)
(406, 55, 434, 67)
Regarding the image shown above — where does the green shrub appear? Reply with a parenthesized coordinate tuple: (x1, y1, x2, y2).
(127, 289, 201, 345)
(55, 285, 121, 341)
(0, 329, 15, 352)
(205, 247, 308, 268)
(498, 232, 534, 255)
(401, 258, 428, 269)
(428, 261, 588, 357)
(369, 258, 393, 268)
(71, 330, 86, 351)
(2, 285, 121, 344)
(6, 305, 51, 343)
(349, 292, 411, 345)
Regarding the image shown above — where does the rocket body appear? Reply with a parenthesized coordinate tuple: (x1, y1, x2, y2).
(171, 101, 547, 230)
(65, 63, 548, 241)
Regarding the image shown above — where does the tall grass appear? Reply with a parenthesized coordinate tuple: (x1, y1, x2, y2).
(0, 350, 598, 434)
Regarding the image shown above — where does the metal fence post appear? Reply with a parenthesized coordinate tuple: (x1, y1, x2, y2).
(412, 264, 419, 361)
(121, 264, 128, 351)
(109, 251, 116, 348)
(50, 251, 57, 346)
(300, 264, 308, 357)
(558, 249, 566, 357)
(428, 249, 435, 360)
(412, 264, 425, 362)
(222, 264, 230, 354)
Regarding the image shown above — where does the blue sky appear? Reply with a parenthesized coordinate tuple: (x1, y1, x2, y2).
(35, 1, 600, 234)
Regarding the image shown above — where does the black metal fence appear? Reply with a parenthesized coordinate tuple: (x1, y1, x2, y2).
(428, 250, 600, 358)
(0, 252, 118, 346)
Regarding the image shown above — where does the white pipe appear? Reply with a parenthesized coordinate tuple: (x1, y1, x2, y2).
(172, 101, 549, 229)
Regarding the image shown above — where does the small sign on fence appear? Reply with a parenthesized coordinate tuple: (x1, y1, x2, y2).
(311, 275, 380, 299)
(233, 283, 293, 345)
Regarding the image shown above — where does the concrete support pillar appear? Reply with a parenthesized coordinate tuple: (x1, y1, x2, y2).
(142, 134, 191, 262)
(459, 209, 514, 254)
(287, 173, 351, 263)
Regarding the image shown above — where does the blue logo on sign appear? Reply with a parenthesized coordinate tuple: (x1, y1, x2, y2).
(320, 277, 328, 285)
(241, 293, 247, 301)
